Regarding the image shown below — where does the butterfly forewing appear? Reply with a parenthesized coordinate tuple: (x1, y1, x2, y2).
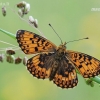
(53, 57, 78, 88)
(67, 50, 100, 78)
(16, 30, 57, 54)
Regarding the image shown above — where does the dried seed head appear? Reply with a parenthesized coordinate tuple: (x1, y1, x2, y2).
(18, 9, 24, 17)
(6, 55, 15, 63)
(0, 56, 3, 62)
(6, 50, 15, 55)
(0, 54, 4, 62)
(29, 16, 35, 23)
(23, 56, 28, 66)
(15, 57, 22, 64)
(2, 6, 6, 16)
(24, 3, 30, 14)
(29, 16, 38, 28)
(34, 19, 38, 28)
(17, 1, 30, 17)
(17, 1, 26, 8)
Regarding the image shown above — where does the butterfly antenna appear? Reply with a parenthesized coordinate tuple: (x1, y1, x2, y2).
(49, 23, 63, 44)
(66, 37, 89, 44)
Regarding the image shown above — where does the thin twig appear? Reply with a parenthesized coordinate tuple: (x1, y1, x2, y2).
(0, 40, 18, 47)
(8, 6, 46, 38)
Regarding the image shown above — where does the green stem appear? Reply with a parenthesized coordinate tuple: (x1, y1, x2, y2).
(0, 28, 100, 84)
(0, 28, 16, 39)
(90, 76, 100, 84)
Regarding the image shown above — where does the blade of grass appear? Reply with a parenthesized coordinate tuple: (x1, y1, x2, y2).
(0, 28, 16, 39)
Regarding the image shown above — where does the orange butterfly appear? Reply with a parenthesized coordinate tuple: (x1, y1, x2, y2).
(16, 30, 100, 88)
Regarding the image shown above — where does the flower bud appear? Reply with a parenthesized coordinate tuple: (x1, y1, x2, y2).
(24, 3, 30, 14)
(29, 16, 38, 28)
(0, 54, 4, 62)
(17, 1, 27, 8)
(34, 19, 38, 28)
(15, 57, 22, 64)
(29, 16, 35, 23)
(2, 6, 6, 16)
(6, 55, 15, 63)
(6, 50, 15, 55)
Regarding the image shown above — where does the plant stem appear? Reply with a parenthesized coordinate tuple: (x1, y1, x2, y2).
(0, 40, 17, 47)
(0, 28, 16, 39)
(90, 76, 100, 84)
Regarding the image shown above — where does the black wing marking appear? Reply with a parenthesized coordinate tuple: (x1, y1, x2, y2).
(53, 57, 78, 88)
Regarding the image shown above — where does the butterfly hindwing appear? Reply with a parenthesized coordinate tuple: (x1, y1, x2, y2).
(27, 52, 55, 79)
(16, 30, 57, 54)
(53, 57, 78, 88)
(67, 50, 100, 78)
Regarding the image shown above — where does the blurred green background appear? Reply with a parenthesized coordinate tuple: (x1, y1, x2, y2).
(0, 0, 100, 100)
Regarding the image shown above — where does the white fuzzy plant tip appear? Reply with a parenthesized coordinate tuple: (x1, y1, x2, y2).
(17, 1, 26, 8)
(29, 16, 38, 28)
(17, 1, 30, 17)
(24, 3, 30, 14)
(29, 16, 35, 23)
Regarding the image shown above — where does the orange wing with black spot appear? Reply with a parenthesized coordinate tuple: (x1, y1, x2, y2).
(53, 57, 78, 88)
(27, 53, 55, 79)
(66, 50, 100, 78)
(16, 30, 57, 54)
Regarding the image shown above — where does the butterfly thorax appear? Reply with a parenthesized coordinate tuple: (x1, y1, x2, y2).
(49, 43, 66, 80)
(54, 43, 66, 60)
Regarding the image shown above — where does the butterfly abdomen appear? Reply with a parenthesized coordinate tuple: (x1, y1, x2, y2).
(49, 61, 59, 80)
(49, 49, 65, 81)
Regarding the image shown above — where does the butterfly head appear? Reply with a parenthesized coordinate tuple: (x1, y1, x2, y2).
(57, 42, 66, 53)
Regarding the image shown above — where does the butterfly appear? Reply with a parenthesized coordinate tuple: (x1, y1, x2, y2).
(16, 30, 100, 88)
